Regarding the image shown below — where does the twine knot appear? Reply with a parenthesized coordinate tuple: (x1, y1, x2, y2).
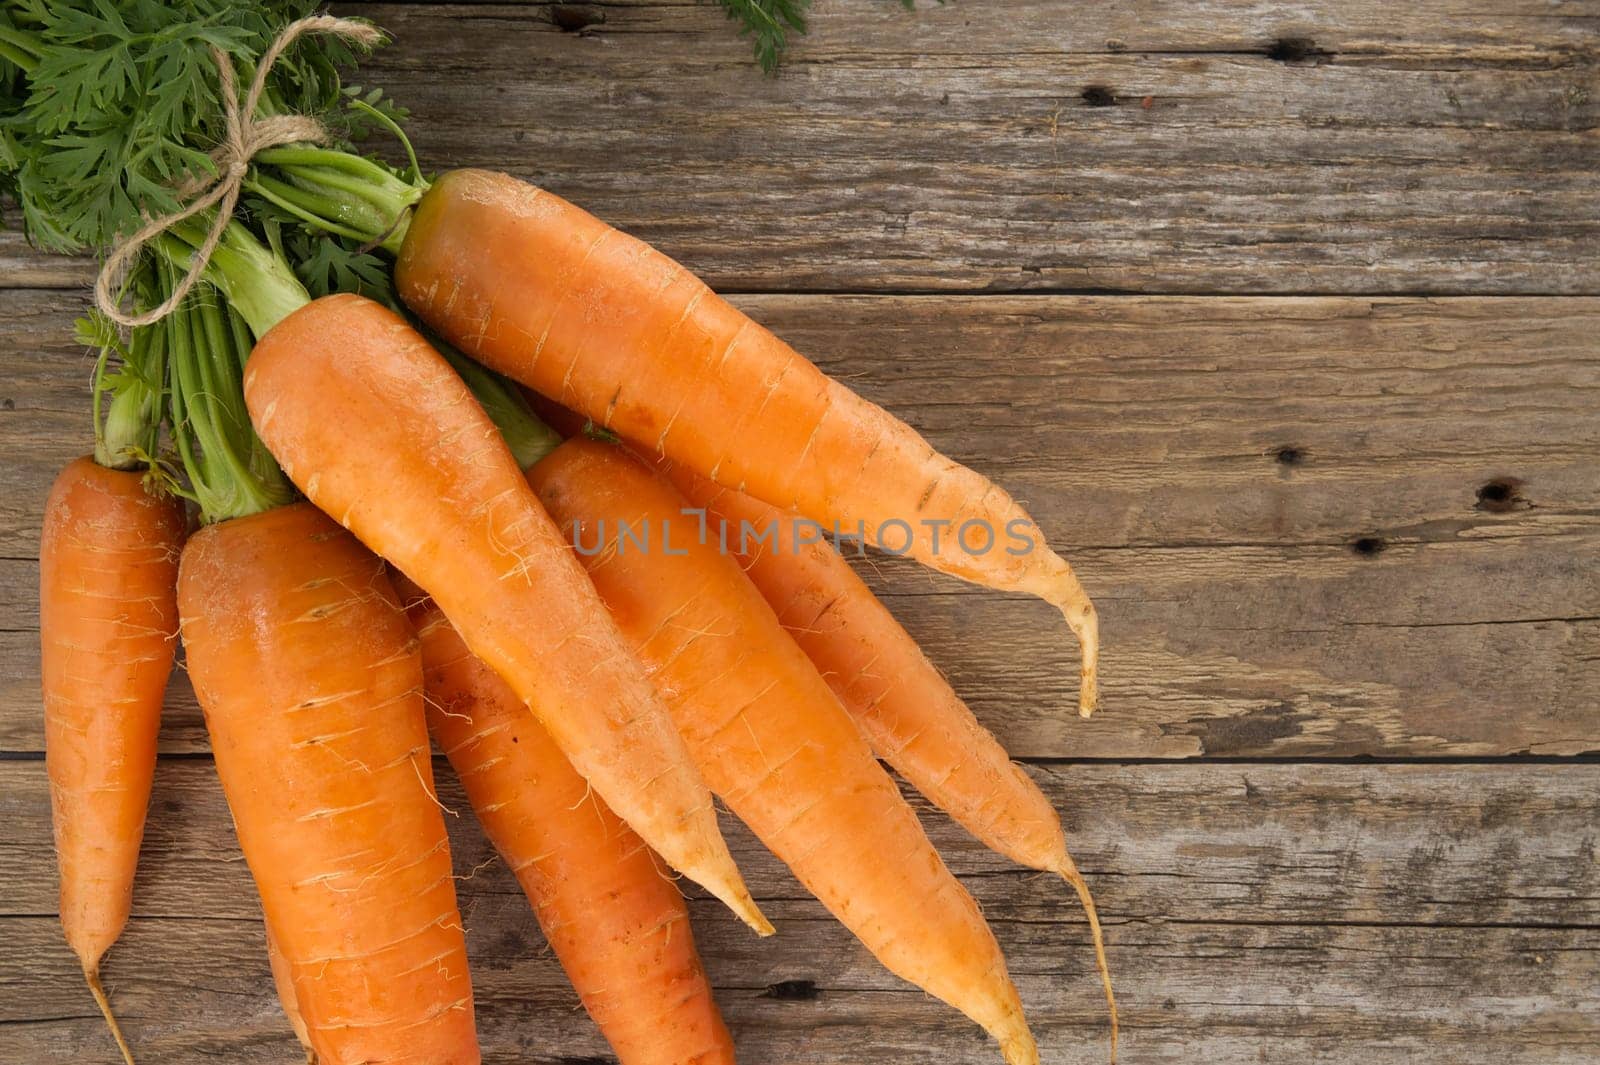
(94, 15, 384, 328)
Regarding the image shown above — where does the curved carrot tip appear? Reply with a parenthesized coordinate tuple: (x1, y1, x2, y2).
(84, 965, 137, 1065)
(1055, 584, 1099, 719)
(1057, 858, 1118, 1065)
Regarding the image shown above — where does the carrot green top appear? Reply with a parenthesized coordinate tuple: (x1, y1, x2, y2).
(152, 210, 559, 521)
(153, 219, 310, 524)
(160, 278, 296, 524)
(81, 303, 162, 474)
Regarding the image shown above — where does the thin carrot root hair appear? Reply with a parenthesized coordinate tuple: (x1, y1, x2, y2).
(1057, 856, 1118, 1064)
(84, 965, 136, 1065)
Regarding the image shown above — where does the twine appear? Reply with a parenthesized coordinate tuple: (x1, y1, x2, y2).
(93, 15, 384, 328)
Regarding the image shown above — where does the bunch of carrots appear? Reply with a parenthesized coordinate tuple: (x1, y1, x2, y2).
(18, 6, 1116, 1064)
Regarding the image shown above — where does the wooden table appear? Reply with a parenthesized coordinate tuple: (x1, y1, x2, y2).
(3, 3, 1597, 1062)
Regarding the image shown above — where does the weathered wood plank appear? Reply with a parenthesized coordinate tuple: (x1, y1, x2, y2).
(355, 0, 1600, 54)
(4, 1, 1596, 294)
(2, 761, 1596, 1063)
(9, 294, 1597, 557)
(2, 915, 1593, 1064)
(4, 293, 1596, 757)
(4, 545, 1599, 759)
(9, 761, 1597, 927)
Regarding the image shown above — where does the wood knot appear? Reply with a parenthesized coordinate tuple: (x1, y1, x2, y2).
(551, 5, 605, 32)
(762, 979, 820, 1001)
(1081, 85, 1118, 107)
(1266, 37, 1332, 64)
(1475, 477, 1530, 513)
(1350, 536, 1386, 558)
(1271, 445, 1306, 467)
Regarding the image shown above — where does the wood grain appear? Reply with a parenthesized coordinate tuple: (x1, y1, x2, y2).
(4, 0, 1596, 295)
(2, 760, 1595, 1064)
(4, 292, 1596, 758)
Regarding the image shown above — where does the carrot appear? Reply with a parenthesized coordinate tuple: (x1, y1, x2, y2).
(394, 168, 1099, 715)
(667, 466, 1119, 1060)
(523, 395, 1117, 1057)
(265, 922, 317, 1065)
(401, 581, 736, 1065)
(242, 292, 767, 936)
(40, 455, 185, 1065)
(157, 278, 478, 1064)
(180, 501, 478, 1064)
(525, 437, 1039, 1065)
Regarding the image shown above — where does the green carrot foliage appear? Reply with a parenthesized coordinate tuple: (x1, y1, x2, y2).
(0, 0, 397, 252)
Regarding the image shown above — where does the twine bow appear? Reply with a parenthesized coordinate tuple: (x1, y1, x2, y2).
(94, 15, 384, 328)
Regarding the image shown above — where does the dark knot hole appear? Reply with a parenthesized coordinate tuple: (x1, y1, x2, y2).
(1350, 536, 1386, 557)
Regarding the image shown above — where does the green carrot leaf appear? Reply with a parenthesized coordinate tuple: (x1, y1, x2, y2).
(2, 0, 387, 253)
(715, 0, 810, 73)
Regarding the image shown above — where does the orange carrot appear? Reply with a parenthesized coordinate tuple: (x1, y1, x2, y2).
(401, 581, 736, 1065)
(395, 168, 1099, 714)
(180, 501, 478, 1065)
(153, 272, 477, 1064)
(242, 293, 766, 935)
(265, 922, 316, 1065)
(41, 455, 186, 1065)
(523, 396, 1117, 1057)
(526, 437, 1038, 1065)
(668, 466, 1118, 1060)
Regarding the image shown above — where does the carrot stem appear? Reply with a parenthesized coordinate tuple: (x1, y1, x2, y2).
(244, 172, 373, 244)
(159, 215, 310, 338)
(436, 344, 561, 469)
(161, 267, 294, 523)
(83, 965, 136, 1065)
(251, 145, 425, 254)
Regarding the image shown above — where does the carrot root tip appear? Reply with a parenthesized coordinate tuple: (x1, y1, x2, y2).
(84, 965, 137, 1065)
(1077, 664, 1099, 719)
(742, 904, 777, 938)
(1038, 563, 1100, 718)
(996, 1023, 1040, 1065)
(703, 876, 775, 937)
(1060, 600, 1098, 719)
(1057, 862, 1118, 1065)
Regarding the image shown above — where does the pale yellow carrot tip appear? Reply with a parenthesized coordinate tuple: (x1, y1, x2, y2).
(1078, 660, 1099, 720)
(747, 909, 777, 938)
(997, 1025, 1041, 1065)
(84, 964, 137, 1065)
(1058, 857, 1119, 1065)
(1054, 583, 1100, 719)
(716, 884, 776, 937)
